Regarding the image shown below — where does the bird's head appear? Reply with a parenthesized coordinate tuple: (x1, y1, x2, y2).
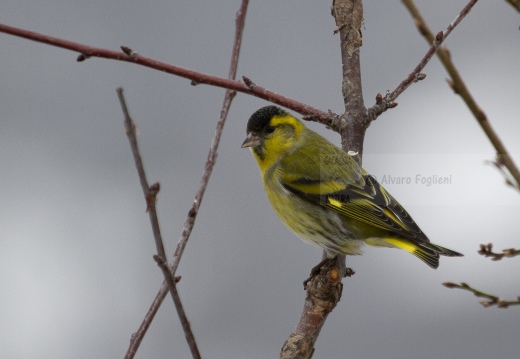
(242, 106, 304, 168)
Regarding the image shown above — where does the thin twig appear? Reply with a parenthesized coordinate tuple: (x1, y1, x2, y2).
(367, 0, 479, 119)
(443, 282, 520, 308)
(401, 0, 520, 190)
(170, 0, 248, 277)
(0, 21, 328, 121)
(241, 76, 331, 123)
(117, 88, 201, 359)
(116, 91, 166, 262)
(124, 1, 249, 357)
(478, 243, 520, 261)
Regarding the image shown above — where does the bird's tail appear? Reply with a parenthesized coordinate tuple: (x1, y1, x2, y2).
(368, 237, 463, 269)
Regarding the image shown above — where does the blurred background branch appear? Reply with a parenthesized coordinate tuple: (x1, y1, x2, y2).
(478, 243, 520, 261)
(444, 243, 519, 308)
(402, 0, 520, 191)
(443, 281, 520, 308)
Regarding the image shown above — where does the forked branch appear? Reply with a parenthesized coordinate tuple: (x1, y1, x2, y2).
(368, 0, 479, 119)
(282, 0, 480, 357)
(124, 1, 249, 357)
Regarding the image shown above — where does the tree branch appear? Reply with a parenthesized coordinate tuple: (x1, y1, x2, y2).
(281, 2, 366, 358)
(332, 0, 367, 160)
(117, 88, 201, 359)
(281, 267, 343, 359)
(0, 21, 327, 121)
(1, 0, 489, 356)
(443, 282, 520, 308)
(401, 0, 520, 190)
(368, 0, 479, 120)
(442, 243, 520, 308)
(124, 1, 249, 357)
(478, 243, 520, 261)
(282, 0, 481, 356)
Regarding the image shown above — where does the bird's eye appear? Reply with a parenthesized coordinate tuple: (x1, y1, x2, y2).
(265, 126, 275, 134)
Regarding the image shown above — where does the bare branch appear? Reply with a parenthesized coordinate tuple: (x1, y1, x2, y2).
(171, 0, 248, 280)
(124, 1, 249, 357)
(401, 0, 520, 190)
(281, 267, 343, 359)
(332, 0, 368, 159)
(478, 243, 520, 261)
(332, 0, 367, 289)
(116, 91, 166, 261)
(281, 1, 366, 357)
(117, 88, 201, 359)
(443, 282, 520, 308)
(242, 76, 331, 122)
(283, 1, 481, 356)
(368, 0, 479, 119)
(0, 21, 328, 120)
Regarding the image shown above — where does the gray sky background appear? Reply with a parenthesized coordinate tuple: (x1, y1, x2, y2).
(1, 1, 520, 358)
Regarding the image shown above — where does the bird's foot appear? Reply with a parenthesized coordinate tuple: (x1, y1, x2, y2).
(303, 256, 339, 289)
(303, 257, 355, 289)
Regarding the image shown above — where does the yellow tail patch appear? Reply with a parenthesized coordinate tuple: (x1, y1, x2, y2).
(384, 238, 418, 254)
(382, 238, 439, 268)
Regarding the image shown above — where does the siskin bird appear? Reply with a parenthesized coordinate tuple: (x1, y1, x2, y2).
(242, 105, 463, 269)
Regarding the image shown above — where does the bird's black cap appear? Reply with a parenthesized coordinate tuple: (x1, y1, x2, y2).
(246, 106, 287, 133)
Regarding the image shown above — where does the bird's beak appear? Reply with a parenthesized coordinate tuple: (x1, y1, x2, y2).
(241, 132, 261, 148)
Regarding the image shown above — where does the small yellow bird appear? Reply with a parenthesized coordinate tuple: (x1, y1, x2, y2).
(242, 106, 462, 269)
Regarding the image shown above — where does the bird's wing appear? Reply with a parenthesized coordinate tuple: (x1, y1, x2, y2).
(279, 145, 426, 242)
